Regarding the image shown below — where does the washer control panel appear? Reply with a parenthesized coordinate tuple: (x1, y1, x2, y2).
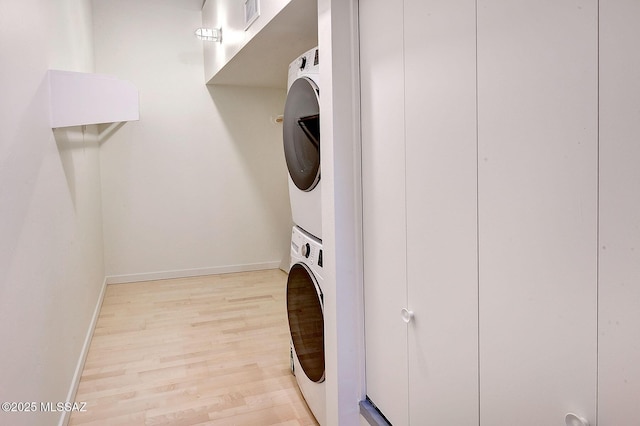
(291, 226, 323, 271)
(287, 46, 319, 90)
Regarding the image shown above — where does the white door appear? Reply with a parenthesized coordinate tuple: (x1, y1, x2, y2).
(404, 0, 479, 423)
(361, 0, 479, 424)
(362, 1, 601, 424)
(598, 1, 640, 424)
(360, 0, 408, 423)
(477, 1, 598, 424)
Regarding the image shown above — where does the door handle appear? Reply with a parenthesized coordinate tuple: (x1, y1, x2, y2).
(565, 413, 589, 426)
(401, 308, 414, 323)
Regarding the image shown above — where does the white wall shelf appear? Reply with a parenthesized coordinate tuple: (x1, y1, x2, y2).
(48, 70, 139, 128)
(202, 0, 317, 88)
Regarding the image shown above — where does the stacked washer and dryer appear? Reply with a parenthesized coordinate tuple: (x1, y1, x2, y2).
(283, 46, 326, 426)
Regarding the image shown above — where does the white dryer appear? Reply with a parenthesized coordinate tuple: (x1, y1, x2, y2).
(286, 225, 325, 425)
(283, 47, 322, 239)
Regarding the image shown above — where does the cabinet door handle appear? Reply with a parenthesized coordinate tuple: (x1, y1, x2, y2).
(565, 413, 589, 426)
(401, 308, 414, 323)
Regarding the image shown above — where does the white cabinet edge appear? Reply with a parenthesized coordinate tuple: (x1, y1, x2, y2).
(48, 69, 139, 128)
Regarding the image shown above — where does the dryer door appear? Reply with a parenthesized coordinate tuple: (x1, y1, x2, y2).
(286, 263, 325, 383)
(283, 77, 320, 191)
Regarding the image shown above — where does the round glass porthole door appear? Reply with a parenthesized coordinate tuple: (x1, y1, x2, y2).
(283, 77, 320, 192)
(286, 263, 325, 383)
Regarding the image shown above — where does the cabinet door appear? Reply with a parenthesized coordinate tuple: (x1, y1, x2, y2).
(477, 1, 598, 424)
(599, 1, 640, 423)
(360, 0, 408, 424)
(404, 0, 479, 423)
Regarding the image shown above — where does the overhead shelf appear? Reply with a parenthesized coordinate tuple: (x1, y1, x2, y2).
(203, 0, 317, 88)
(48, 70, 139, 128)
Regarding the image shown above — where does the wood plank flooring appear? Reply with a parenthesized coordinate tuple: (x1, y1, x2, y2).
(69, 269, 318, 426)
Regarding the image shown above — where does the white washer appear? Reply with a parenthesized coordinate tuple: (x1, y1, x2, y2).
(283, 47, 322, 239)
(286, 225, 325, 425)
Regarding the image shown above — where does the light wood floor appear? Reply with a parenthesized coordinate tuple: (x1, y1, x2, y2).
(69, 269, 318, 426)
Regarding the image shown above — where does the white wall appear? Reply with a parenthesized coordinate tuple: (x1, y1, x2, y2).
(92, 0, 292, 281)
(0, 1, 105, 425)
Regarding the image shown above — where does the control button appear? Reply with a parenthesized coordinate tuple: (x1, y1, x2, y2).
(318, 249, 323, 267)
(299, 56, 307, 70)
(302, 243, 311, 258)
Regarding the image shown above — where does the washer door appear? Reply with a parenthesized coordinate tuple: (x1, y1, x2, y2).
(286, 263, 325, 383)
(283, 77, 320, 192)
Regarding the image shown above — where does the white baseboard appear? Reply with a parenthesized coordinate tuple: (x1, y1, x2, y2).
(105, 261, 282, 284)
(58, 276, 108, 426)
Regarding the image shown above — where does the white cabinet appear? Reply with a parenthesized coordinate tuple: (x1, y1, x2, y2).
(598, 1, 640, 424)
(361, 0, 478, 424)
(361, 1, 620, 425)
(477, 1, 598, 424)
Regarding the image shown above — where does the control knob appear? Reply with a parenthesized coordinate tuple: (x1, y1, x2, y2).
(301, 243, 311, 258)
